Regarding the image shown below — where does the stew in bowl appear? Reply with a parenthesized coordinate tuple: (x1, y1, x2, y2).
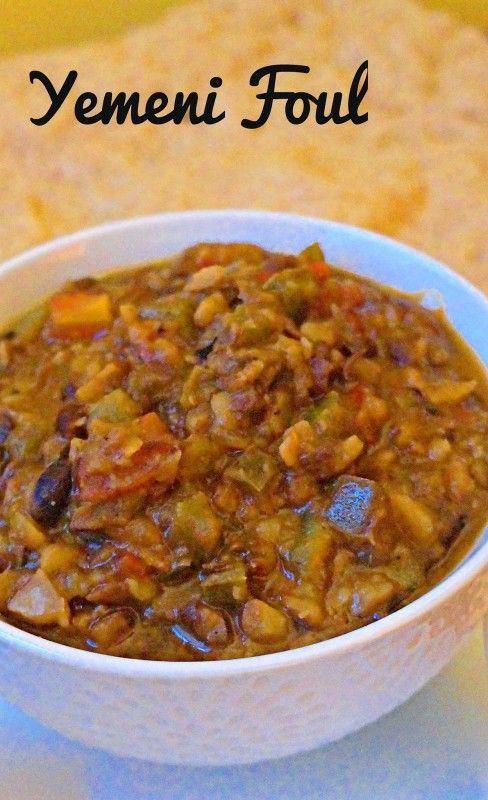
(0, 239, 487, 660)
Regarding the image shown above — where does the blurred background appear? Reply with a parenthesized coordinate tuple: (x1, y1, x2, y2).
(1, 0, 486, 54)
(1, 0, 486, 286)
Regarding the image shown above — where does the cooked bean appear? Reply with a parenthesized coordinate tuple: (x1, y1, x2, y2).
(241, 599, 289, 644)
(184, 603, 230, 646)
(30, 459, 72, 526)
(88, 607, 139, 649)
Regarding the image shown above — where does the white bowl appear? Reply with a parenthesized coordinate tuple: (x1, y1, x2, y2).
(0, 211, 487, 766)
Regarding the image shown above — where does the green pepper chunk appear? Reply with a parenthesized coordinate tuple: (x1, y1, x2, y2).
(224, 447, 278, 492)
(172, 492, 222, 562)
(298, 242, 325, 264)
(200, 563, 248, 606)
(263, 266, 319, 322)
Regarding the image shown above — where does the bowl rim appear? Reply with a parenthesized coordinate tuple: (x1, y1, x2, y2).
(0, 208, 487, 678)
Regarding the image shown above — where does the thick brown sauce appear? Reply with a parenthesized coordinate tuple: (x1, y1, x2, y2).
(0, 242, 487, 660)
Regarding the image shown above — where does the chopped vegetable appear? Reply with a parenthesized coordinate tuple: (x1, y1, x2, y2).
(14, 304, 48, 343)
(279, 420, 315, 467)
(50, 291, 112, 339)
(179, 434, 220, 480)
(173, 492, 222, 561)
(263, 266, 319, 320)
(283, 592, 324, 629)
(422, 379, 477, 405)
(7, 569, 69, 626)
(201, 563, 248, 605)
(325, 476, 376, 535)
(349, 571, 397, 618)
(224, 447, 278, 492)
(40, 542, 80, 575)
(387, 491, 437, 547)
(298, 242, 325, 264)
(308, 261, 331, 280)
(88, 607, 138, 648)
(291, 516, 334, 585)
(241, 599, 289, 644)
(76, 362, 123, 404)
(9, 509, 47, 549)
(89, 389, 141, 423)
(300, 319, 336, 345)
(77, 413, 180, 502)
(330, 435, 365, 474)
(139, 296, 196, 338)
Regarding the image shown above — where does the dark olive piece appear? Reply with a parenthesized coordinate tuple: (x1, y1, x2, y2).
(61, 383, 77, 399)
(0, 445, 9, 473)
(325, 476, 376, 535)
(56, 400, 87, 439)
(443, 513, 468, 548)
(388, 339, 411, 367)
(30, 459, 72, 527)
(70, 277, 98, 291)
(196, 337, 217, 363)
(0, 412, 13, 445)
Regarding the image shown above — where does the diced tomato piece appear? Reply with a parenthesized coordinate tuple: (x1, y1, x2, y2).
(254, 265, 281, 284)
(319, 280, 366, 312)
(309, 261, 331, 280)
(349, 383, 368, 407)
(77, 412, 179, 503)
(118, 552, 148, 578)
(254, 269, 270, 283)
(340, 282, 365, 309)
(78, 439, 177, 502)
(348, 312, 366, 335)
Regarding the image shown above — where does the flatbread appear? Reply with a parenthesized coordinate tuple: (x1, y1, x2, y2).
(0, 0, 487, 290)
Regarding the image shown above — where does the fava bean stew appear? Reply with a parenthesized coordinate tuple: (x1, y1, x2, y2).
(0, 242, 487, 660)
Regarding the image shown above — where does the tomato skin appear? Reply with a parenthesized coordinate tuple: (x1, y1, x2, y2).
(118, 552, 148, 578)
(340, 282, 366, 309)
(309, 261, 331, 280)
(254, 265, 280, 283)
(78, 442, 173, 502)
(349, 383, 368, 407)
(348, 311, 366, 335)
(77, 413, 178, 502)
(254, 270, 269, 283)
(318, 280, 366, 313)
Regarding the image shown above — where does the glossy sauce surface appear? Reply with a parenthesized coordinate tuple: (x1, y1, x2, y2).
(0, 242, 487, 660)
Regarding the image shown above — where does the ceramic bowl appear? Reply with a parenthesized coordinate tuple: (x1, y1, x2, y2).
(0, 210, 487, 765)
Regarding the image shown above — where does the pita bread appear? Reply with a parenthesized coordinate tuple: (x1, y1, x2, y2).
(0, 0, 487, 290)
